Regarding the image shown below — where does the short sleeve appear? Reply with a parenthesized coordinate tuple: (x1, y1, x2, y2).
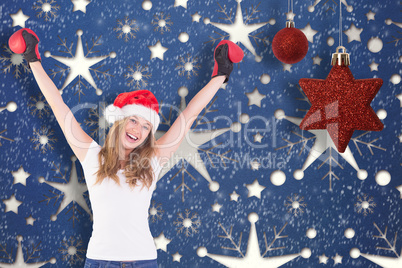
(80, 139, 101, 168)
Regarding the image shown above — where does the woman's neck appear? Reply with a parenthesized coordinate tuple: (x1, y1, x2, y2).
(119, 160, 126, 169)
(118, 144, 132, 168)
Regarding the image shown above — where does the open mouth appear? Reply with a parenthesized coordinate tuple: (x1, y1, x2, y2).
(126, 132, 139, 142)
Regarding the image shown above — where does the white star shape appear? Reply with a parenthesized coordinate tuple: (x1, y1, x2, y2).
(148, 41, 168, 60)
(343, 23, 363, 43)
(39, 156, 93, 222)
(174, 0, 188, 9)
(279, 113, 365, 185)
(300, 23, 318, 43)
(192, 12, 201, 22)
(48, 30, 113, 93)
(10, 9, 30, 28)
(286, 11, 296, 21)
(282, 63, 292, 72)
(25, 215, 36, 226)
(199, 212, 302, 267)
(361, 249, 402, 268)
(366, 10, 376, 21)
(369, 61, 379, 71)
(245, 87, 266, 107)
(71, 0, 91, 13)
(209, 0, 269, 58)
(397, 94, 402, 107)
(155, 120, 234, 195)
(11, 166, 30, 186)
(312, 55, 323, 65)
(246, 179, 266, 199)
(396, 185, 402, 199)
(2, 194, 23, 214)
(154, 232, 171, 252)
(172, 251, 183, 262)
(332, 253, 343, 265)
(253, 132, 263, 143)
(230, 191, 240, 202)
(250, 160, 261, 170)
(211, 202, 223, 212)
(319, 253, 329, 264)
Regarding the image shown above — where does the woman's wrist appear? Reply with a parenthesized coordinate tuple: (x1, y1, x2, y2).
(211, 75, 226, 83)
(29, 61, 42, 69)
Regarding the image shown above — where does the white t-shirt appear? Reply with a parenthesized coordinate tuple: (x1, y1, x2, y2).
(80, 139, 162, 261)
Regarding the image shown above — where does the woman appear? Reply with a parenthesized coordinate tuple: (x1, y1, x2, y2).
(11, 28, 243, 267)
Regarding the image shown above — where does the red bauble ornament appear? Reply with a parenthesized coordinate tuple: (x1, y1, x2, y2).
(272, 21, 308, 64)
(299, 47, 384, 153)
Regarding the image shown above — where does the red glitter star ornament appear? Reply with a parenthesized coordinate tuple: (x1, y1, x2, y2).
(299, 46, 384, 153)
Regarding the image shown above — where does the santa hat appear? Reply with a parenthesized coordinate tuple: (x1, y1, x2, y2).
(104, 90, 160, 134)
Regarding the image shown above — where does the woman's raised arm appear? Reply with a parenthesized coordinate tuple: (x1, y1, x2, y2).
(155, 41, 244, 167)
(7, 27, 97, 163)
(29, 61, 93, 162)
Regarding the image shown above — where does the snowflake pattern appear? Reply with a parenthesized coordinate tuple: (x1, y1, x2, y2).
(276, 85, 385, 191)
(0, 44, 30, 78)
(355, 223, 402, 267)
(355, 193, 376, 216)
(0, 129, 14, 146)
(83, 101, 109, 140)
(285, 193, 307, 216)
(276, 130, 315, 155)
(173, 209, 201, 237)
(351, 132, 386, 156)
(175, 53, 201, 80)
(152, 12, 173, 34)
(317, 147, 343, 191)
(148, 200, 164, 223)
(198, 213, 304, 266)
(28, 92, 51, 119)
(308, 0, 354, 13)
(0, 1, 399, 268)
(373, 222, 400, 257)
(157, 96, 238, 202)
(205, 0, 270, 59)
(48, 30, 114, 102)
(32, 0, 60, 21)
(217, 219, 288, 257)
(30, 125, 58, 154)
(38, 159, 92, 227)
(211, 1, 269, 46)
(385, 3, 402, 46)
(0, 235, 51, 266)
(113, 16, 139, 42)
(58, 236, 86, 265)
(124, 62, 152, 89)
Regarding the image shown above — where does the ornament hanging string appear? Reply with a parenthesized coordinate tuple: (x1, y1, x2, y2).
(339, 0, 343, 47)
(272, 0, 308, 64)
(288, 0, 294, 19)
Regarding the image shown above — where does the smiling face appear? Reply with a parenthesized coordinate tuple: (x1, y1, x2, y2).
(120, 115, 153, 151)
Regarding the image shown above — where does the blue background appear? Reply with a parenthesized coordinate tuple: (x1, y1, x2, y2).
(0, 0, 401, 267)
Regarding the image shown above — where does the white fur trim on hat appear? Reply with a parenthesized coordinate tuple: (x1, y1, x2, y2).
(104, 104, 160, 134)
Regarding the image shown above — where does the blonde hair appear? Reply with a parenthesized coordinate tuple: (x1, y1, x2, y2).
(93, 117, 156, 191)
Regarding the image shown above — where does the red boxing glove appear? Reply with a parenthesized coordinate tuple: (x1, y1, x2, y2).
(211, 40, 244, 83)
(9, 28, 41, 63)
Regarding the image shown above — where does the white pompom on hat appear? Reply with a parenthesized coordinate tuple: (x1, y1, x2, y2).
(104, 90, 160, 134)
